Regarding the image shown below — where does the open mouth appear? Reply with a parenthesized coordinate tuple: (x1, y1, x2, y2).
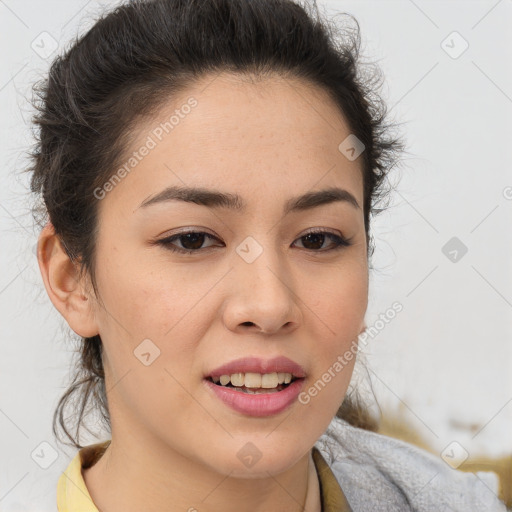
(206, 373, 301, 394)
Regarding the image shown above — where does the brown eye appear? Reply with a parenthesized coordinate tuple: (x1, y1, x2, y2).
(155, 229, 352, 256)
(293, 230, 352, 252)
(156, 231, 221, 255)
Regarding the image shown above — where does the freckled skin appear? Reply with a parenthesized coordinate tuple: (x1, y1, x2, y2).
(44, 72, 368, 512)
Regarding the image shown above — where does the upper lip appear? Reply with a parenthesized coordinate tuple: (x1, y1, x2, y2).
(206, 356, 306, 379)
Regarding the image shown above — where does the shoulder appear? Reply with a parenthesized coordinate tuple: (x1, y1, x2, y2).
(314, 416, 507, 512)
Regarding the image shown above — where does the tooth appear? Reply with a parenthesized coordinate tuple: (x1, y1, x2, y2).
(230, 372, 244, 387)
(244, 372, 262, 388)
(261, 372, 279, 388)
(242, 387, 279, 394)
(215, 372, 294, 388)
(219, 375, 231, 386)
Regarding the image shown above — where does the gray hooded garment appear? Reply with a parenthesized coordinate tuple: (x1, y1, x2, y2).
(314, 416, 508, 511)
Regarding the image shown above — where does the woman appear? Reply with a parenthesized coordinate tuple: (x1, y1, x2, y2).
(29, 0, 506, 510)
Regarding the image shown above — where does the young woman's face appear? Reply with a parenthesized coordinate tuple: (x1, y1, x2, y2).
(89, 72, 368, 476)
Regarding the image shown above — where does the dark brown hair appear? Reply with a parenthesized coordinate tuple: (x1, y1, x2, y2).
(28, 0, 403, 449)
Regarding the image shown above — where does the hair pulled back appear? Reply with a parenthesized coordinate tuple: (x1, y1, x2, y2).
(28, 0, 402, 449)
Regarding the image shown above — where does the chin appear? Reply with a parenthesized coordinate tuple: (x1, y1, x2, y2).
(204, 441, 309, 478)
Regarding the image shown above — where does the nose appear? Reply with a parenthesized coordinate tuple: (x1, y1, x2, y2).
(222, 248, 302, 336)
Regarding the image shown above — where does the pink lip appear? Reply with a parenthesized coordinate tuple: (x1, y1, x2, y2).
(203, 377, 306, 417)
(205, 356, 307, 378)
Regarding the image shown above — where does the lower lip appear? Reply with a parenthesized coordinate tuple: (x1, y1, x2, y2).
(203, 378, 305, 417)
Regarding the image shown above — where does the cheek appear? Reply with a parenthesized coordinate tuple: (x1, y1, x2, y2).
(94, 252, 202, 340)
(93, 256, 211, 395)
(309, 263, 368, 335)
(95, 267, 201, 418)
(113, 359, 195, 413)
(302, 266, 366, 403)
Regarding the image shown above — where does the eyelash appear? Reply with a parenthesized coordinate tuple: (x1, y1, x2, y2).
(154, 228, 353, 255)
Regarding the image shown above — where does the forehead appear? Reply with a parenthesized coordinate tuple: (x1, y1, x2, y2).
(172, 72, 353, 153)
(101, 72, 364, 216)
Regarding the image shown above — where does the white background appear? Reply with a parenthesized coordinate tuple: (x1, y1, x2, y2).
(0, 0, 511, 509)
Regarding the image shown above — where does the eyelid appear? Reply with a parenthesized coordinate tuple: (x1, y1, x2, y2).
(152, 226, 353, 255)
(155, 226, 344, 240)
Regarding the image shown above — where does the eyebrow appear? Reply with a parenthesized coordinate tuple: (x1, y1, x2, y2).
(137, 185, 360, 215)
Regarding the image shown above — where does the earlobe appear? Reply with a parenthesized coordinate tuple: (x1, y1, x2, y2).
(36, 222, 99, 338)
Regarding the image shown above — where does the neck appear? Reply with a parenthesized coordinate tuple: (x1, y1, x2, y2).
(82, 433, 321, 512)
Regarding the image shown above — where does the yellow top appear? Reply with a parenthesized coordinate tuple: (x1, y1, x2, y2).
(56, 441, 352, 512)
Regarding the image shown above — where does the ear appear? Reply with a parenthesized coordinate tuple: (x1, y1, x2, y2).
(36, 221, 99, 338)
